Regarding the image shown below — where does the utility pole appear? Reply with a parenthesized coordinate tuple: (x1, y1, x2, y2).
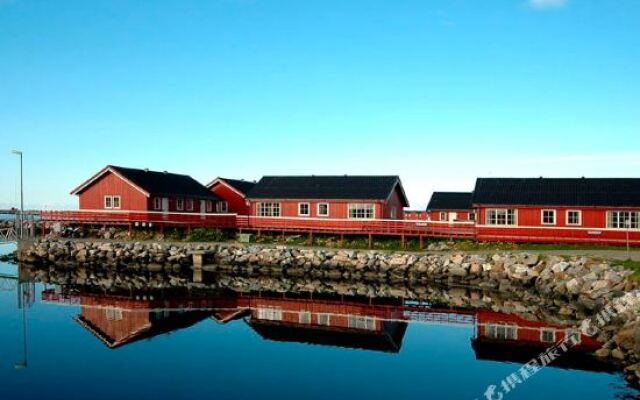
(11, 150, 23, 239)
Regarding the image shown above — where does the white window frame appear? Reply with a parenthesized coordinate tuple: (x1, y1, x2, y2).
(216, 201, 228, 213)
(317, 313, 331, 326)
(298, 202, 310, 217)
(317, 203, 330, 217)
(390, 207, 397, 219)
(607, 211, 640, 229)
(206, 200, 213, 213)
(299, 311, 311, 324)
(541, 209, 556, 226)
(565, 329, 582, 345)
(348, 315, 376, 330)
(566, 210, 582, 226)
(469, 212, 476, 221)
(257, 307, 283, 321)
(186, 199, 194, 211)
(540, 328, 556, 343)
(176, 198, 184, 211)
(257, 202, 281, 217)
(439, 212, 447, 221)
(104, 196, 113, 209)
(486, 209, 517, 226)
(348, 203, 375, 220)
(153, 197, 162, 210)
(486, 324, 518, 340)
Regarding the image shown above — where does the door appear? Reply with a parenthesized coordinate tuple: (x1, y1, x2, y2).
(162, 198, 169, 214)
(448, 212, 457, 223)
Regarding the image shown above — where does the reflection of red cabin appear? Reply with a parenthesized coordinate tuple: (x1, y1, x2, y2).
(206, 178, 256, 215)
(73, 294, 211, 349)
(472, 310, 615, 372)
(244, 294, 408, 353)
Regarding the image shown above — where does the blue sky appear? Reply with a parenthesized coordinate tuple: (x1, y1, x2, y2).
(0, 0, 638, 209)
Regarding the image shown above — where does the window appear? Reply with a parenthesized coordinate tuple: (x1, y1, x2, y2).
(216, 201, 228, 213)
(390, 207, 397, 219)
(186, 199, 194, 211)
(104, 195, 121, 209)
(299, 311, 311, 324)
(257, 307, 282, 321)
(540, 329, 556, 343)
(542, 210, 556, 225)
(317, 313, 331, 326)
(258, 203, 281, 217)
(348, 204, 375, 219)
(567, 210, 581, 226)
(486, 324, 517, 340)
(566, 329, 582, 345)
(486, 209, 517, 226)
(469, 212, 476, 221)
(153, 197, 162, 210)
(318, 203, 329, 217)
(348, 316, 376, 330)
(608, 211, 640, 229)
(105, 307, 123, 321)
(176, 198, 184, 211)
(206, 200, 213, 213)
(298, 203, 310, 216)
(440, 212, 447, 221)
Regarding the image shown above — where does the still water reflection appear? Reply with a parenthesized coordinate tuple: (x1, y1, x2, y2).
(0, 254, 638, 399)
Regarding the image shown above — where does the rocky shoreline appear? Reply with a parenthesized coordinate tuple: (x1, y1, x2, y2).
(15, 238, 640, 386)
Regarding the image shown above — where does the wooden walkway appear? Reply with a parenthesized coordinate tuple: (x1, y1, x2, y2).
(39, 210, 476, 244)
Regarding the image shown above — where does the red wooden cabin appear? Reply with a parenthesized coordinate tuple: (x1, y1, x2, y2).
(206, 177, 256, 215)
(426, 192, 475, 222)
(246, 175, 409, 221)
(473, 178, 640, 246)
(71, 165, 220, 214)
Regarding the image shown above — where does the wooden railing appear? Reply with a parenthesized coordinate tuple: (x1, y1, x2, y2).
(40, 210, 237, 228)
(40, 210, 476, 238)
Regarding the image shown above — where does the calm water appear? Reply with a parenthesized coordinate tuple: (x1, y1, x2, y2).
(0, 245, 638, 400)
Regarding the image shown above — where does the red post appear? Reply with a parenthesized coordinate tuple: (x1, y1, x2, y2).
(419, 235, 424, 250)
(368, 234, 373, 249)
(401, 234, 406, 249)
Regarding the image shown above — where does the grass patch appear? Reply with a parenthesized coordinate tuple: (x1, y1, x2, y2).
(611, 259, 640, 280)
(187, 228, 228, 242)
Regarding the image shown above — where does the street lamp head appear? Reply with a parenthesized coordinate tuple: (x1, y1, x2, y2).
(11, 150, 22, 155)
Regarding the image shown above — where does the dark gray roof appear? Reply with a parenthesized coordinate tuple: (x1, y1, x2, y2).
(247, 175, 409, 206)
(110, 166, 217, 199)
(472, 178, 640, 207)
(427, 192, 473, 211)
(218, 178, 256, 196)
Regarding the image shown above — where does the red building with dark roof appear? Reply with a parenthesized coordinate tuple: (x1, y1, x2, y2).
(206, 177, 256, 215)
(71, 165, 220, 214)
(473, 178, 640, 245)
(247, 175, 409, 220)
(426, 192, 475, 222)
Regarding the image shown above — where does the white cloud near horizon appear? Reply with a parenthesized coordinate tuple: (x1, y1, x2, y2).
(528, 0, 568, 10)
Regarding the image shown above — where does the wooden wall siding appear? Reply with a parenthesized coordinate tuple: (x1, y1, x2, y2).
(210, 183, 250, 215)
(384, 187, 406, 220)
(428, 210, 473, 222)
(78, 171, 149, 211)
(249, 200, 389, 219)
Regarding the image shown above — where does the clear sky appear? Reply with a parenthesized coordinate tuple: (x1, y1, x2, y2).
(0, 0, 638, 210)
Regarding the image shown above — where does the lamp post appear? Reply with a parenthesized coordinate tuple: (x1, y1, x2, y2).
(11, 150, 23, 239)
